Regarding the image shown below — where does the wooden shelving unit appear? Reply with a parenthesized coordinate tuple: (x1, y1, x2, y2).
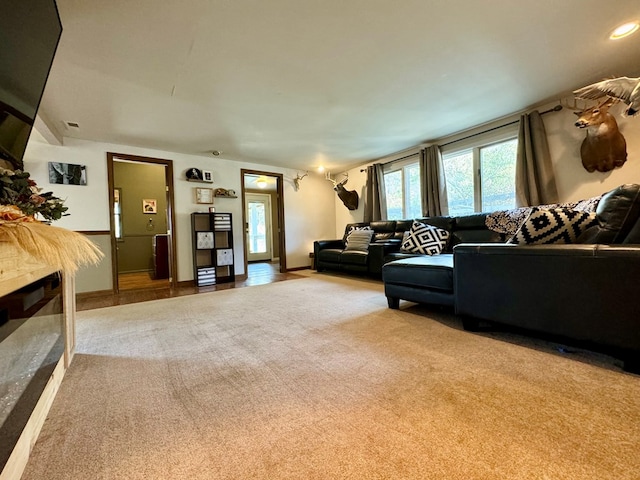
(191, 212, 235, 286)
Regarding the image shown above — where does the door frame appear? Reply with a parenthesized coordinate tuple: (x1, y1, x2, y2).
(240, 169, 286, 274)
(107, 152, 178, 293)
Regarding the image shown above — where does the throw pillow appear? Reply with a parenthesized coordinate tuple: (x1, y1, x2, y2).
(508, 208, 598, 245)
(347, 225, 372, 234)
(401, 221, 450, 255)
(344, 229, 374, 251)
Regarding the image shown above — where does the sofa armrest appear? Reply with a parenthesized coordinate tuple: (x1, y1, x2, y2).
(368, 240, 402, 274)
(453, 243, 640, 351)
(314, 239, 345, 255)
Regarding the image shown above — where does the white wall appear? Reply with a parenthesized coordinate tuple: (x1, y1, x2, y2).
(23, 137, 336, 286)
(334, 96, 640, 232)
(544, 98, 640, 200)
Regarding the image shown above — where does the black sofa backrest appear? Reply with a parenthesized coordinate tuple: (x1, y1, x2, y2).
(342, 221, 398, 243)
(369, 221, 398, 242)
(450, 214, 504, 248)
(342, 213, 504, 252)
(578, 184, 640, 244)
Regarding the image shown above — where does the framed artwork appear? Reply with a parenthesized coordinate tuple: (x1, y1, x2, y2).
(196, 187, 214, 204)
(48, 162, 87, 185)
(196, 231, 214, 249)
(143, 199, 157, 213)
(203, 170, 213, 183)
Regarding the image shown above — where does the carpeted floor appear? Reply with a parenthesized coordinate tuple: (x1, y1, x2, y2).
(21, 273, 640, 479)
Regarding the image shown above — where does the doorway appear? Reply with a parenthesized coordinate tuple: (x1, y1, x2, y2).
(246, 193, 273, 262)
(241, 169, 286, 278)
(107, 152, 178, 293)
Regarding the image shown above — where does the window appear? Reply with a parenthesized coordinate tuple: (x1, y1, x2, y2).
(442, 135, 518, 216)
(113, 188, 123, 240)
(384, 158, 422, 220)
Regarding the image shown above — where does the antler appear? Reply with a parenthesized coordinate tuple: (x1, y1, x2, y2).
(560, 97, 594, 112)
(325, 172, 337, 186)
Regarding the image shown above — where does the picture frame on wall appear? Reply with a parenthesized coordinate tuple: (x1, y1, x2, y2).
(48, 162, 87, 185)
(143, 199, 157, 213)
(196, 187, 214, 204)
(202, 170, 213, 183)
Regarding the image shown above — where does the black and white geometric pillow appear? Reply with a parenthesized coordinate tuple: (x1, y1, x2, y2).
(401, 221, 450, 255)
(508, 208, 598, 245)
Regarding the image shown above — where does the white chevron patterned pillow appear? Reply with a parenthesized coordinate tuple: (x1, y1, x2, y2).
(401, 221, 450, 255)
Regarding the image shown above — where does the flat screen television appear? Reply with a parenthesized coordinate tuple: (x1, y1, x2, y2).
(0, 0, 62, 171)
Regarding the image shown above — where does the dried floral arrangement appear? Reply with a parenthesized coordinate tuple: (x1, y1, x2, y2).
(0, 167, 103, 273)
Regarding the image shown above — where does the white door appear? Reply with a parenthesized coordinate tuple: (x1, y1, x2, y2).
(246, 193, 272, 262)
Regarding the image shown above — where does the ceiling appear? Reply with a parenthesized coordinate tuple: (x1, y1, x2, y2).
(37, 0, 640, 173)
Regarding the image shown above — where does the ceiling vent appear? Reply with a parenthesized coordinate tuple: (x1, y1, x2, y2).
(66, 121, 80, 128)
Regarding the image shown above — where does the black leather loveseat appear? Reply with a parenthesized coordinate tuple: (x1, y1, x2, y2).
(314, 214, 504, 277)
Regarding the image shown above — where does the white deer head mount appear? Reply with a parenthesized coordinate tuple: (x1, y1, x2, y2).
(293, 171, 307, 191)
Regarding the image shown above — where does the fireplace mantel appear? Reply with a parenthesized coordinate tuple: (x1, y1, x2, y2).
(0, 244, 76, 480)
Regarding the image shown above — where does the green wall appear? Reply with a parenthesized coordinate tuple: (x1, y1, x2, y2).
(114, 162, 168, 273)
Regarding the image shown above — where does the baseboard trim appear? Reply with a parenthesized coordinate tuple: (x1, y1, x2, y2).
(287, 266, 311, 272)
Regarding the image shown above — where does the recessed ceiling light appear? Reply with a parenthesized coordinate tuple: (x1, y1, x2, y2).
(610, 21, 639, 40)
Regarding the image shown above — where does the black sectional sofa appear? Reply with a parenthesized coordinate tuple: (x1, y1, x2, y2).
(314, 184, 640, 373)
(454, 184, 640, 373)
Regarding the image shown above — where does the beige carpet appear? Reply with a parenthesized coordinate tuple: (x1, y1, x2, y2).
(22, 273, 640, 479)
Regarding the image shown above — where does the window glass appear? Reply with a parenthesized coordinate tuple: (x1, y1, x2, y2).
(384, 169, 403, 220)
(384, 159, 423, 220)
(405, 163, 422, 219)
(480, 139, 517, 212)
(443, 135, 518, 215)
(443, 150, 474, 216)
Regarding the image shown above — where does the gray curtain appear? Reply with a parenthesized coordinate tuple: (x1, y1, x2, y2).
(420, 145, 448, 217)
(515, 110, 559, 207)
(363, 164, 386, 222)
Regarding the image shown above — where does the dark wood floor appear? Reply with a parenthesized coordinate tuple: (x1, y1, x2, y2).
(77, 261, 307, 311)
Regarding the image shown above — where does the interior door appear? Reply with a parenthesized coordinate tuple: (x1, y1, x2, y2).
(246, 193, 272, 262)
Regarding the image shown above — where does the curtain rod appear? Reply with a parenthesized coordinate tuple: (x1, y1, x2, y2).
(440, 104, 563, 147)
(360, 104, 563, 171)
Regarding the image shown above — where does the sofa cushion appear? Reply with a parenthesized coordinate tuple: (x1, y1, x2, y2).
(578, 184, 640, 244)
(369, 220, 397, 242)
(450, 213, 503, 248)
(344, 229, 374, 251)
(401, 221, 450, 255)
(416, 216, 455, 232)
(508, 208, 597, 245)
(383, 255, 454, 292)
(340, 250, 369, 266)
(317, 248, 343, 263)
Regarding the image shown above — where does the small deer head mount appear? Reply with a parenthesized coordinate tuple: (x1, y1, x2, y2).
(293, 171, 307, 191)
(562, 97, 627, 172)
(326, 172, 359, 210)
